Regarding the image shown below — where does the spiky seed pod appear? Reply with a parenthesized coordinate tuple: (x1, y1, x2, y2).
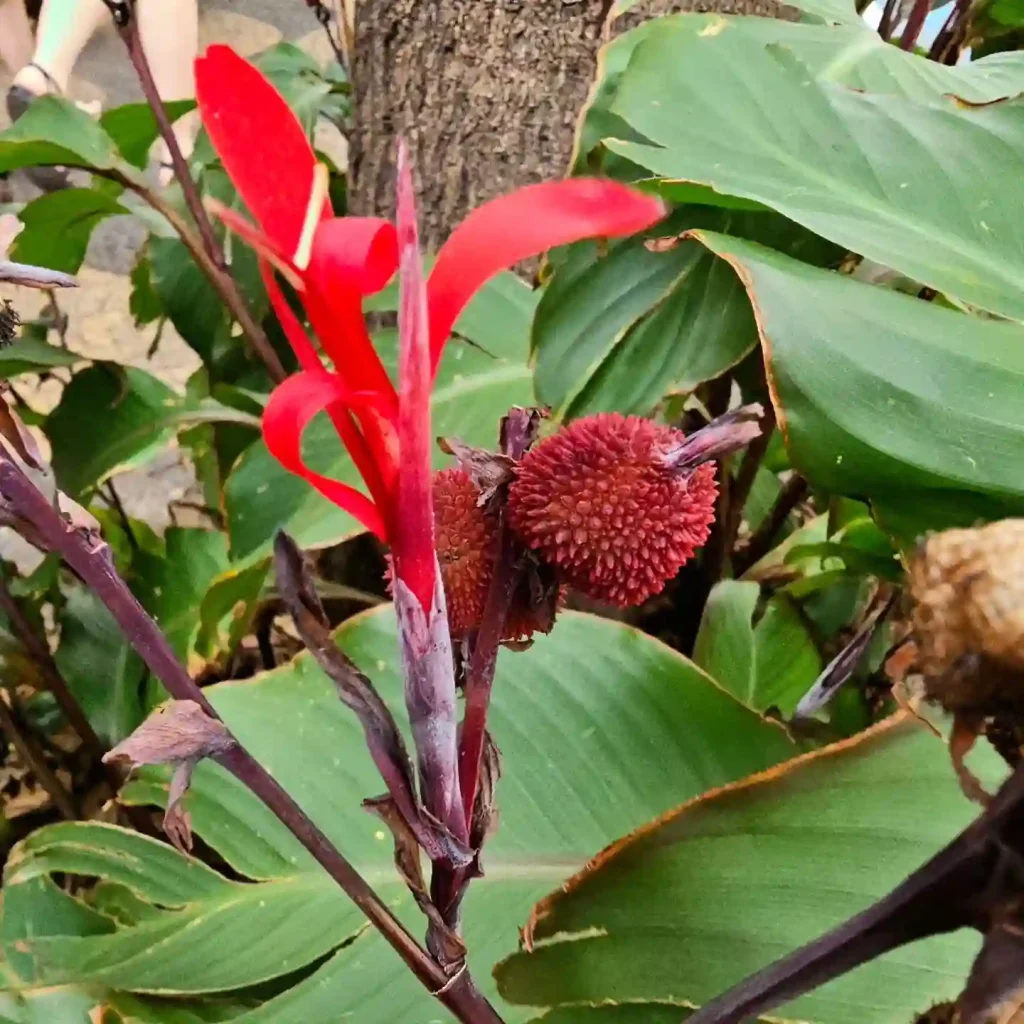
(433, 468, 496, 638)
(432, 467, 565, 641)
(908, 519, 1024, 714)
(507, 413, 718, 607)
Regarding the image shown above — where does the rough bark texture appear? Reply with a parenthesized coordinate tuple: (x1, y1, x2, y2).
(350, 0, 792, 251)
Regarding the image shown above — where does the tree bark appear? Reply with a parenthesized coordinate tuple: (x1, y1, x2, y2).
(349, 0, 791, 251)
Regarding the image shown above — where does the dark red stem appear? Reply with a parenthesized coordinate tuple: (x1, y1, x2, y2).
(458, 526, 520, 820)
(899, 0, 931, 49)
(0, 460, 505, 1024)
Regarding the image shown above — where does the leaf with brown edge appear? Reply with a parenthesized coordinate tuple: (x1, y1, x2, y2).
(686, 230, 1024, 546)
(497, 715, 1009, 1024)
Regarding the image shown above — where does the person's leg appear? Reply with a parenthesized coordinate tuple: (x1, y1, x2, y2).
(137, 0, 199, 184)
(11, 0, 108, 96)
(0, 0, 34, 78)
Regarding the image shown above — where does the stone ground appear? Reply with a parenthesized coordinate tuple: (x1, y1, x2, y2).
(0, 0, 347, 545)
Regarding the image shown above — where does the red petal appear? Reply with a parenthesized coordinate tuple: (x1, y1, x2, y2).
(427, 180, 666, 373)
(262, 372, 391, 539)
(390, 143, 436, 614)
(260, 261, 320, 371)
(261, 262, 398, 513)
(306, 217, 398, 400)
(195, 45, 329, 256)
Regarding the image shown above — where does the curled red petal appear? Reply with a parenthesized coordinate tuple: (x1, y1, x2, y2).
(195, 45, 329, 255)
(262, 372, 390, 540)
(427, 180, 666, 373)
(306, 217, 399, 401)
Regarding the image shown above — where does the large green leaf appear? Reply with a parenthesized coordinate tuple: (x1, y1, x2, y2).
(495, 717, 1006, 1022)
(132, 529, 233, 674)
(11, 189, 128, 274)
(0, 97, 119, 174)
(100, 100, 195, 171)
(532, 208, 838, 417)
(605, 21, 1024, 319)
(45, 364, 260, 497)
(53, 587, 147, 746)
(693, 581, 821, 715)
(579, 15, 1024, 177)
(225, 274, 539, 560)
(691, 232, 1024, 540)
(3, 610, 798, 1020)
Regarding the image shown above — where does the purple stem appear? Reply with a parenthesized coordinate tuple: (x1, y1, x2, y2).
(0, 459, 504, 1024)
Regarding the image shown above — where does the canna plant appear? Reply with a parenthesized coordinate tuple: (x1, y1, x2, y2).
(182, 44, 764, 967)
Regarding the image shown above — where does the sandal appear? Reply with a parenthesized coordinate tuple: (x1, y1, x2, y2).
(6, 63, 71, 192)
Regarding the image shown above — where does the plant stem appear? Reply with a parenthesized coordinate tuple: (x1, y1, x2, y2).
(105, 481, 139, 552)
(0, 686, 78, 819)
(0, 458, 505, 1024)
(100, 4, 287, 384)
(457, 527, 519, 823)
(115, 8, 219, 265)
(457, 409, 538, 825)
(899, 0, 930, 49)
(99, 168, 286, 383)
(0, 569, 105, 763)
(735, 473, 809, 576)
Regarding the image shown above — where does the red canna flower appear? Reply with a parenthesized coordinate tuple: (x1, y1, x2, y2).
(194, 45, 666, 617)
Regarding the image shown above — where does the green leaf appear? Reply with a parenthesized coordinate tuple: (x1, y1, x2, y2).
(691, 232, 1024, 539)
(225, 274, 538, 560)
(607, 25, 1024, 320)
(53, 587, 146, 746)
(100, 100, 195, 170)
(0, 337, 78, 377)
(0, 96, 119, 173)
(255, 43, 348, 134)
(576, 15, 1024, 180)
(693, 581, 821, 715)
(495, 718, 1006, 1022)
(9, 609, 799, 1018)
(10, 189, 128, 274)
(132, 529, 232, 674)
(148, 238, 229, 363)
(534, 209, 838, 417)
(45, 364, 259, 497)
(129, 257, 163, 327)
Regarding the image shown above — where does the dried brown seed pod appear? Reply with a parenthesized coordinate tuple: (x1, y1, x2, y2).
(908, 519, 1024, 714)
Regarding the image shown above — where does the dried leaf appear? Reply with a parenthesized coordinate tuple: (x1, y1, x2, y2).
(103, 700, 235, 852)
(437, 436, 515, 506)
(0, 399, 45, 471)
(0, 259, 77, 289)
(274, 531, 471, 867)
(793, 592, 897, 719)
(364, 794, 467, 970)
(661, 403, 765, 473)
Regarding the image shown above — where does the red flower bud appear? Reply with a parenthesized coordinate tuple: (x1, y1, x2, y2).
(507, 413, 717, 607)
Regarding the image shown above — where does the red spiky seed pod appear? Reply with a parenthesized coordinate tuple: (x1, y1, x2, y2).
(507, 413, 718, 607)
(433, 468, 496, 638)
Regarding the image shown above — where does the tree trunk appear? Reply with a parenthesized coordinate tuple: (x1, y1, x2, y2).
(349, 0, 791, 250)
